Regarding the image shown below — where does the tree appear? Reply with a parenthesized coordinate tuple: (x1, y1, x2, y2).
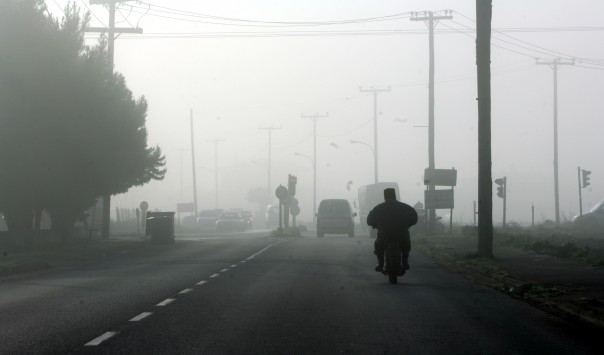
(0, 0, 165, 243)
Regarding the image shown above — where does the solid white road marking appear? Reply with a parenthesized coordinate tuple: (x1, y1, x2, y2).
(156, 298, 175, 306)
(246, 242, 282, 261)
(85, 331, 118, 346)
(221, 268, 229, 272)
(210, 273, 220, 278)
(179, 288, 193, 294)
(196, 280, 207, 285)
(130, 312, 152, 322)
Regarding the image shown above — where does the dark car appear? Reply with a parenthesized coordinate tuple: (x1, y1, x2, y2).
(216, 211, 245, 232)
(196, 209, 221, 230)
(239, 210, 253, 230)
(316, 199, 356, 238)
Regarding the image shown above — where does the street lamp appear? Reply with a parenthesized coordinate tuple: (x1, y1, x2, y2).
(294, 152, 316, 221)
(350, 140, 377, 183)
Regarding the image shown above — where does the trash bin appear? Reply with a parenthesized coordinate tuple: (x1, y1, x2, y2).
(145, 212, 175, 244)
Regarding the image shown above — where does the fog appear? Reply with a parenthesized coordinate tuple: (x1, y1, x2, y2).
(47, 0, 604, 225)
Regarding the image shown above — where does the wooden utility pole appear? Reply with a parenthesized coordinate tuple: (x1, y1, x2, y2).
(536, 58, 575, 224)
(301, 113, 328, 222)
(190, 110, 198, 216)
(87, 0, 142, 239)
(410, 11, 452, 234)
(476, 0, 493, 257)
(359, 87, 390, 184)
(207, 139, 226, 209)
(258, 126, 282, 201)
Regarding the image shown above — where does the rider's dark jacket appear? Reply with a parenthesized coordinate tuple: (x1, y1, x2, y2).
(367, 199, 418, 241)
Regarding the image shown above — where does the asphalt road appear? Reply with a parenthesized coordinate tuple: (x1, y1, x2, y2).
(0, 231, 600, 354)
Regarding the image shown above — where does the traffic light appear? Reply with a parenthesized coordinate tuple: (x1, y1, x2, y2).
(582, 170, 591, 188)
(494, 178, 505, 198)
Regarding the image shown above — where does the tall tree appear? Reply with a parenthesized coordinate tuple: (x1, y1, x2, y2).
(0, 0, 165, 242)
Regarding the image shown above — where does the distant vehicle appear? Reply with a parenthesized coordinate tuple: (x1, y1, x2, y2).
(216, 211, 245, 232)
(239, 210, 253, 230)
(316, 199, 356, 238)
(573, 200, 604, 228)
(265, 204, 279, 228)
(358, 182, 400, 238)
(196, 209, 221, 230)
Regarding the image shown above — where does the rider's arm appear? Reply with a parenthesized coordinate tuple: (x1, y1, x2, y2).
(367, 208, 376, 228)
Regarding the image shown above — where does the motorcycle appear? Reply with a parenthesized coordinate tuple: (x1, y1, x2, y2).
(382, 240, 404, 284)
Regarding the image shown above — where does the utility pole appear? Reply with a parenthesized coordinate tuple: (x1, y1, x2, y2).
(410, 10, 453, 234)
(359, 87, 390, 184)
(536, 57, 574, 224)
(476, 1, 493, 257)
(301, 113, 328, 221)
(87, 0, 143, 239)
(190, 110, 199, 216)
(207, 139, 226, 209)
(259, 126, 282, 201)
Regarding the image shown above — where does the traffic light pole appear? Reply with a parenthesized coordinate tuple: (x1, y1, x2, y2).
(502, 176, 507, 230)
(578, 166, 583, 217)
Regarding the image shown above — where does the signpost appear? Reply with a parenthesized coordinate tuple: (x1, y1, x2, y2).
(423, 168, 457, 234)
(275, 185, 288, 230)
(139, 201, 148, 232)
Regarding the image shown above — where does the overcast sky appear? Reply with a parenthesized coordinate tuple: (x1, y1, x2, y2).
(47, 1, 604, 225)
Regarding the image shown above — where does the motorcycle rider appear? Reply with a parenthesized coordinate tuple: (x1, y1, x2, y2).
(367, 188, 418, 273)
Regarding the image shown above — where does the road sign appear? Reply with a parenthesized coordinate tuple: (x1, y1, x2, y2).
(139, 201, 149, 211)
(290, 206, 300, 216)
(290, 198, 299, 209)
(424, 168, 457, 186)
(424, 189, 454, 209)
(275, 185, 288, 200)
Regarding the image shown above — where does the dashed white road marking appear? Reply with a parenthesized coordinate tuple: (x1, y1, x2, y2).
(196, 280, 207, 285)
(156, 298, 175, 306)
(246, 242, 282, 261)
(179, 288, 194, 294)
(220, 268, 229, 272)
(210, 273, 220, 278)
(230, 264, 237, 268)
(85, 331, 118, 346)
(241, 260, 247, 263)
(130, 312, 152, 322)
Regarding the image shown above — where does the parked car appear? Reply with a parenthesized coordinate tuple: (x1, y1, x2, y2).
(196, 209, 221, 230)
(239, 210, 253, 230)
(316, 199, 356, 238)
(573, 200, 604, 228)
(216, 211, 245, 232)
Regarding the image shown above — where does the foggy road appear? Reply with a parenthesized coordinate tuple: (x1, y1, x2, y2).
(1, 231, 600, 354)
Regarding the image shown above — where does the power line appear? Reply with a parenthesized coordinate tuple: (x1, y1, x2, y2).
(453, 11, 604, 67)
(135, 2, 412, 27)
(78, 0, 107, 27)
